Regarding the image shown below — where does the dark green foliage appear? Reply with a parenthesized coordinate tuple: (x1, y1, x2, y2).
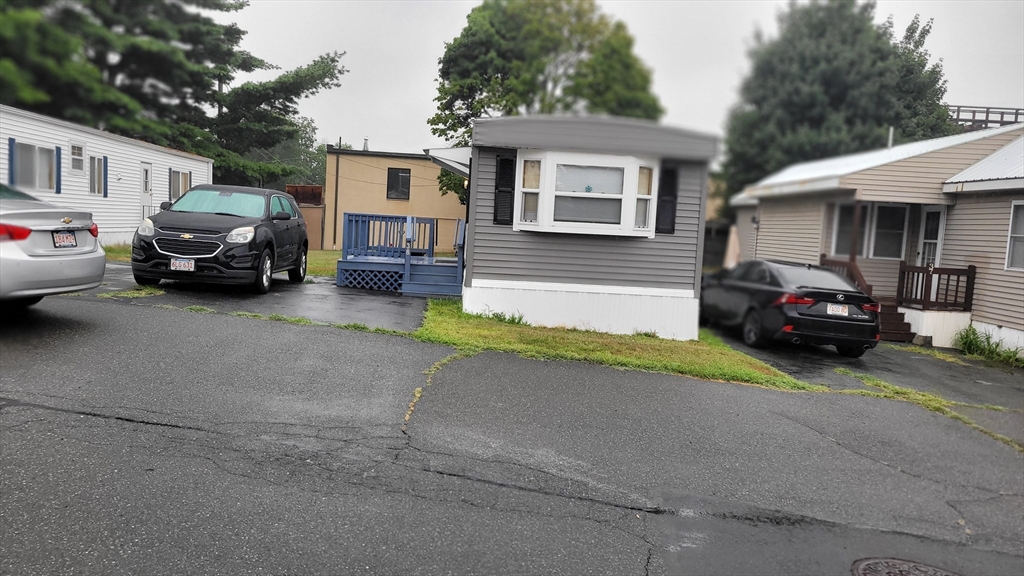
(954, 325, 1024, 368)
(0, 0, 346, 186)
(722, 0, 959, 198)
(429, 0, 662, 202)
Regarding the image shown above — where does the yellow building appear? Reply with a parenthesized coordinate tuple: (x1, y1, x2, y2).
(322, 147, 466, 251)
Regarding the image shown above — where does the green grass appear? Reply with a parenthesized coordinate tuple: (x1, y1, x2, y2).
(184, 305, 215, 314)
(954, 325, 1024, 368)
(411, 299, 820, 391)
(307, 249, 455, 277)
(267, 313, 316, 325)
(230, 311, 265, 320)
(835, 368, 1022, 452)
(102, 243, 132, 263)
(97, 285, 164, 299)
(882, 343, 968, 365)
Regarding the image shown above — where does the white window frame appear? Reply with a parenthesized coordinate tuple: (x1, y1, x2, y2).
(69, 142, 86, 173)
(170, 169, 190, 200)
(512, 149, 659, 238)
(1006, 200, 1024, 271)
(830, 202, 870, 257)
(13, 142, 56, 191)
(868, 202, 910, 260)
(89, 156, 104, 195)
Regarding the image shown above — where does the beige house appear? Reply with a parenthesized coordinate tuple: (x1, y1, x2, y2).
(322, 147, 466, 251)
(729, 124, 1024, 350)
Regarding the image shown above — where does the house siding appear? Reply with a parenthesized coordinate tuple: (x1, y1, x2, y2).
(844, 128, 1024, 205)
(753, 198, 824, 264)
(734, 206, 757, 262)
(466, 147, 706, 291)
(323, 151, 465, 250)
(941, 191, 1024, 332)
(0, 106, 213, 244)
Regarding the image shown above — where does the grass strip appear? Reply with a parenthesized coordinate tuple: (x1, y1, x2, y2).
(882, 343, 969, 365)
(97, 285, 164, 299)
(183, 305, 216, 314)
(102, 243, 132, 263)
(835, 368, 1023, 453)
(411, 299, 820, 392)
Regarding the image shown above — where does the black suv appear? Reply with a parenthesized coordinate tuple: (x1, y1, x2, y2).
(131, 185, 308, 293)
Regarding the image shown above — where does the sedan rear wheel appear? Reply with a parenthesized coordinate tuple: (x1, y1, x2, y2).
(742, 309, 769, 348)
(254, 249, 272, 294)
(288, 247, 307, 283)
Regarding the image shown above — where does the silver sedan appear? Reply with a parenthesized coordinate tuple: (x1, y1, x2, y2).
(0, 184, 106, 306)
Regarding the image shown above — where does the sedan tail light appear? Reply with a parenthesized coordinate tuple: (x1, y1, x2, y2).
(0, 223, 32, 242)
(89, 223, 99, 238)
(774, 293, 815, 306)
(862, 303, 881, 313)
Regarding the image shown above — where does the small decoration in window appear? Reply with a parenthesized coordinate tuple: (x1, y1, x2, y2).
(585, 185, 592, 193)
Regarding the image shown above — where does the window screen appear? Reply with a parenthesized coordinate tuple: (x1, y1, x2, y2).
(386, 168, 410, 200)
(872, 205, 907, 258)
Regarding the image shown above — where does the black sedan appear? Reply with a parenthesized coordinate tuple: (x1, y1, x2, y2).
(701, 260, 880, 358)
(131, 185, 307, 294)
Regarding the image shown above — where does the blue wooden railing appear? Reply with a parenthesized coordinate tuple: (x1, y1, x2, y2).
(342, 213, 435, 259)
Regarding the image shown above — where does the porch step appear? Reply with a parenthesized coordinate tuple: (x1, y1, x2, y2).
(401, 281, 462, 297)
(408, 271, 460, 284)
(881, 330, 916, 342)
(879, 312, 905, 324)
(883, 321, 912, 333)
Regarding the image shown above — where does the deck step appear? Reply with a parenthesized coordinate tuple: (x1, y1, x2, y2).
(881, 330, 916, 342)
(401, 281, 463, 297)
(408, 272, 461, 284)
(881, 321, 912, 333)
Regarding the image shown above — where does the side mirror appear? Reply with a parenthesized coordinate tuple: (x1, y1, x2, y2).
(272, 211, 291, 221)
(160, 201, 172, 211)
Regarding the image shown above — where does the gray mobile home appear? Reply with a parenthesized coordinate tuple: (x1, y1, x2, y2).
(461, 116, 718, 341)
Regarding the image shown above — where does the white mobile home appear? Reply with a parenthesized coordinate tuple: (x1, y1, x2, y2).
(0, 105, 214, 244)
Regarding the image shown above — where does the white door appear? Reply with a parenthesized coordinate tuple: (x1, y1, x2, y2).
(140, 163, 153, 220)
(917, 206, 944, 266)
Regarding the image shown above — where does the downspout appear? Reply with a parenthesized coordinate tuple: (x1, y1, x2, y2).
(332, 152, 341, 250)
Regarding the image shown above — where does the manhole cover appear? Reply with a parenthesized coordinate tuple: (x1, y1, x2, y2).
(852, 558, 961, 576)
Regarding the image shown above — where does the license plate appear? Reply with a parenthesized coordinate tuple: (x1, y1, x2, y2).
(827, 303, 849, 316)
(52, 230, 77, 248)
(170, 258, 195, 272)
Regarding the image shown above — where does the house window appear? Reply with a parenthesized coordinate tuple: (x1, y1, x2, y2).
(170, 169, 190, 200)
(13, 143, 55, 190)
(89, 156, 104, 194)
(386, 167, 410, 200)
(833, 204, 869, 257)
(870, 204, 908, 259)
(1007, 202, 1024, 271)
(511, 150, 659, 238)
(70, 144, 85, 172)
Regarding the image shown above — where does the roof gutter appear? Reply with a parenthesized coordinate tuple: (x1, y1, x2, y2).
(943, 178, 1024, 193)
(744, 176, 843, 199)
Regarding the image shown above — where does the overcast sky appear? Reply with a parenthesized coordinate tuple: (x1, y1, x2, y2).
(219, 0, 1024, 154)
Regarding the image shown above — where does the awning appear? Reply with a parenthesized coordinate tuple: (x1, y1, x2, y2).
(424, 147, 471, 178)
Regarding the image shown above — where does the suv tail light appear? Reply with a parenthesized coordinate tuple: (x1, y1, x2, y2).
(862, 303, 880, 313)
(774, 293, 815, 306)
(0, 223, 32, 242)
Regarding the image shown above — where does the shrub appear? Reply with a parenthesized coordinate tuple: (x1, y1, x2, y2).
(954, 325, 1024, 368)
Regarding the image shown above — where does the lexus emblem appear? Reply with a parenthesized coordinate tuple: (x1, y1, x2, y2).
(837, 294, 845, 301)
(61, 217, 73, 224)
(180, 234, 193, 239)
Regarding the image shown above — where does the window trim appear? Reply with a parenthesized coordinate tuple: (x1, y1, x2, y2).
(386, 167, 411, 201)
(69, 142, 86, 173)
(12, 141, 57, 191)
(89, 156, 104, 195)
(1006, 200, 1024, 271)
(511, 149, 659, 238)
(868, 202, 910, 260)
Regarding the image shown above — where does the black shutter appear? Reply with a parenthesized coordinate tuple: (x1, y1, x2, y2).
(655, 167, 678, 234)
(493, 155, 515, 225)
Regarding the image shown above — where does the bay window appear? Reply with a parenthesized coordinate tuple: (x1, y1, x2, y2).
(511, 150, 659, 237)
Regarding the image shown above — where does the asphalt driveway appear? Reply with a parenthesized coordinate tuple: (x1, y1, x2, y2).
(2, 289, 1022, 575)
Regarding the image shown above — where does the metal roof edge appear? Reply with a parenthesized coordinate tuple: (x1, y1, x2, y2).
(744, 176, 843, 199)
(943, 178, 1024, 193)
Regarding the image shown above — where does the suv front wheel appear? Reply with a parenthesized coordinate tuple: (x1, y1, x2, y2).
(254, 249, 273, 294)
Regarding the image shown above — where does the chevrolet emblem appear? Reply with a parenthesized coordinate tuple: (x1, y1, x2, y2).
(181, 234, 194, 239)
(61, 217, 73, 224)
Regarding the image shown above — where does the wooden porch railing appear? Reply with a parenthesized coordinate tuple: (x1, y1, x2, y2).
(342, 213, 435, 259)
(819, 254, 873, 296)
(896, 262, 976, 311)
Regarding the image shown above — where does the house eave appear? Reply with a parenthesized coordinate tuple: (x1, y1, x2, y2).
(744, 176, 843, 199)
(943, 178, 1024, 193)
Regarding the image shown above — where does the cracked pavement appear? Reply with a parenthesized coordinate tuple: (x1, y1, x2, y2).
(2, 294, 1023, 575)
